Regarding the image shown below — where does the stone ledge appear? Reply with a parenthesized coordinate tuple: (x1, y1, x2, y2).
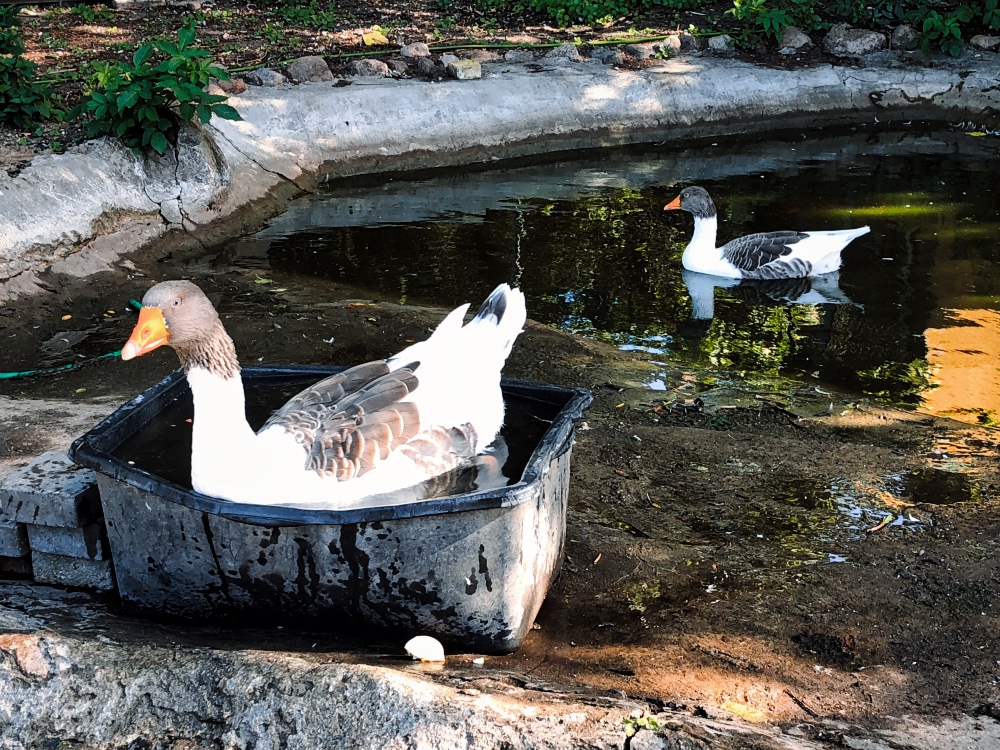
(0, 451, 101, 528)
(30, 551, 115, 591)
(0, 521, 28, 557)
(26, 523, 107, 561)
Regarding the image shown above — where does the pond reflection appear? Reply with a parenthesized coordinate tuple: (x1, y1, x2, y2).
(220, 128, 1000, 422)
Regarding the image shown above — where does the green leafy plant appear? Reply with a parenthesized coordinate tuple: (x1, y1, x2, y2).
(984, 0, 1000, 29)
(727, 0, 792, 45)
(70, 4, 114, 23)
(260, 22, 286, 43)
(0, 7, 64, 130)
(623, 715, 661, 738)
(279, 0, 339, 30)
(916, 5, 974, 56)
(74, 22, 241, 155)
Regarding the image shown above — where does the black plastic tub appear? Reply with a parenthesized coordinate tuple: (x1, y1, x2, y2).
(69, 365, 591, 653)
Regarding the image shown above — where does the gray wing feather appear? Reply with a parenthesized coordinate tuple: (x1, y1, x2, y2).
(721, 231, 810, 274)
(261, 361, 423, 479)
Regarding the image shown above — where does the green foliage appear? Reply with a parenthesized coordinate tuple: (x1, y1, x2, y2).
(477, 0, 713, 27)
(984, 0, 1000, 29)
(915, 5, 974, 56)
(622, 714, 661, 738)
(0, 7, 64, 131)
(74, 22, 241, 156)
(278, 0, 339, 30)
(70, 4, 114, 23)
(727, 0, 792, 43)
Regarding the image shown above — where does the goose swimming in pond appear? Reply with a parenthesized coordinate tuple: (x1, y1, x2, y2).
(665, 186, 870, 279)
(120, 280, 526, 507)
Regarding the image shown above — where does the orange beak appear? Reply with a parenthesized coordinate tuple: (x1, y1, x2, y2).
(121, 306, 169, 360)
(664, 196, 682, 211)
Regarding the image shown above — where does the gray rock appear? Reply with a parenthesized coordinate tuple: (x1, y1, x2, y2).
(399, 42, 431, 58)
(778, 26, 812, 54)
(545, 44, 583, 62)
(654, 35, 682, 57)
(216, 77, 248, 95)
(286, 55, 334, 83)
(414, 57, 440, 77)
(624, 42, 655, 60)
(387, 58, 409, 75)
(447, 59, 482, 80)
(708, 34, 735, 54)
(30, 551, 115, 591)
(458, 49, 502, 62)
(242, 68, 286, 87)
(504, 49, 536, 63)
(26, 523, 106, 560)
(678, 31, 704, 51)
(891, 24, 919, 51)
(629, 730, 670, 750)
(824, 23, 888, 57)
(348, 59, 390, 77)
(970, 34, 1000, 51)
(0, 521, 28, 557)
(440, 53, 459, 66)
(0, 451, 101, 528)
(590, 48, 625, 66)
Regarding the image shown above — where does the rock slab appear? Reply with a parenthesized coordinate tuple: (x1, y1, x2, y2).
(824, 23, 888, 57)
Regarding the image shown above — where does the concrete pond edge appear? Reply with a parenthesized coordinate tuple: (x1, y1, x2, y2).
(2, 53, 1000, 301)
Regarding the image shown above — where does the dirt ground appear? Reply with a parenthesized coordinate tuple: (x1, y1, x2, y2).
(2, 257, 1000, 740)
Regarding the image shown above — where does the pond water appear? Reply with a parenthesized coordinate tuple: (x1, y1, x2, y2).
(219, 126, 1000, 422)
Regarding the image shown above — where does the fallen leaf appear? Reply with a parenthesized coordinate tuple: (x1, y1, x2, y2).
(346, 302, 367, 309)
(363, 29, 388, 45)
(61, 314, 72, 321)
(593, 553, 602, 564)
(254, 276, 273, 285)
(967, 131, 987, 137)
(615, 402, 625, 408)
(614, 469, 627, 477)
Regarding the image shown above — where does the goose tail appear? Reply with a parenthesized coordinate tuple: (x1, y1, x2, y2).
(468, 283, 527, 363)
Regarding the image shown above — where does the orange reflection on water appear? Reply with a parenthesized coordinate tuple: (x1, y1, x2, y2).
(923, 308, 1000, 424)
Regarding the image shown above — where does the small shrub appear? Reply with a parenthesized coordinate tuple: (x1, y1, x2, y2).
(74, 22, 241, 155)
(0, 7, 64, 130)
(727, 0, 792, 45)
(70, 4, 114, 24)
(916, 5, 974, 56)
(279, 0, 339, 30)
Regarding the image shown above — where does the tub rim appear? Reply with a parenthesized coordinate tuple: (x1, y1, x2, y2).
(69, 364, 592, 527)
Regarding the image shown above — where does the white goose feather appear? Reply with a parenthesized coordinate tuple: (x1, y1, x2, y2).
(121, 280, 526, 507)
(665, 186, 870, 279)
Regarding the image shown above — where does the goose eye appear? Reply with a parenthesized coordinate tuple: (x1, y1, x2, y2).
(171, 297, 182, 307)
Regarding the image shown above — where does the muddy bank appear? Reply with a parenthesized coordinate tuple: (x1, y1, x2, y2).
(3, 54, 1000, 301)
(2, 268, 1000, 748)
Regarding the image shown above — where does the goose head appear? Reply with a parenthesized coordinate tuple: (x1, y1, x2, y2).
(664, 186, 718, 220)
(121, 280, 239, 378)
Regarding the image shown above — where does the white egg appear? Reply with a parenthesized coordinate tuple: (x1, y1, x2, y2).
(404, 635, 446, 663)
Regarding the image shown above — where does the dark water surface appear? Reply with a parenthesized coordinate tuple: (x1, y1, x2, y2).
(220, 127, 1000, 421)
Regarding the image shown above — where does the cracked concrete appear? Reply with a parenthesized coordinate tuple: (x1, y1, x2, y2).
(2, 55, 1000, 300)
